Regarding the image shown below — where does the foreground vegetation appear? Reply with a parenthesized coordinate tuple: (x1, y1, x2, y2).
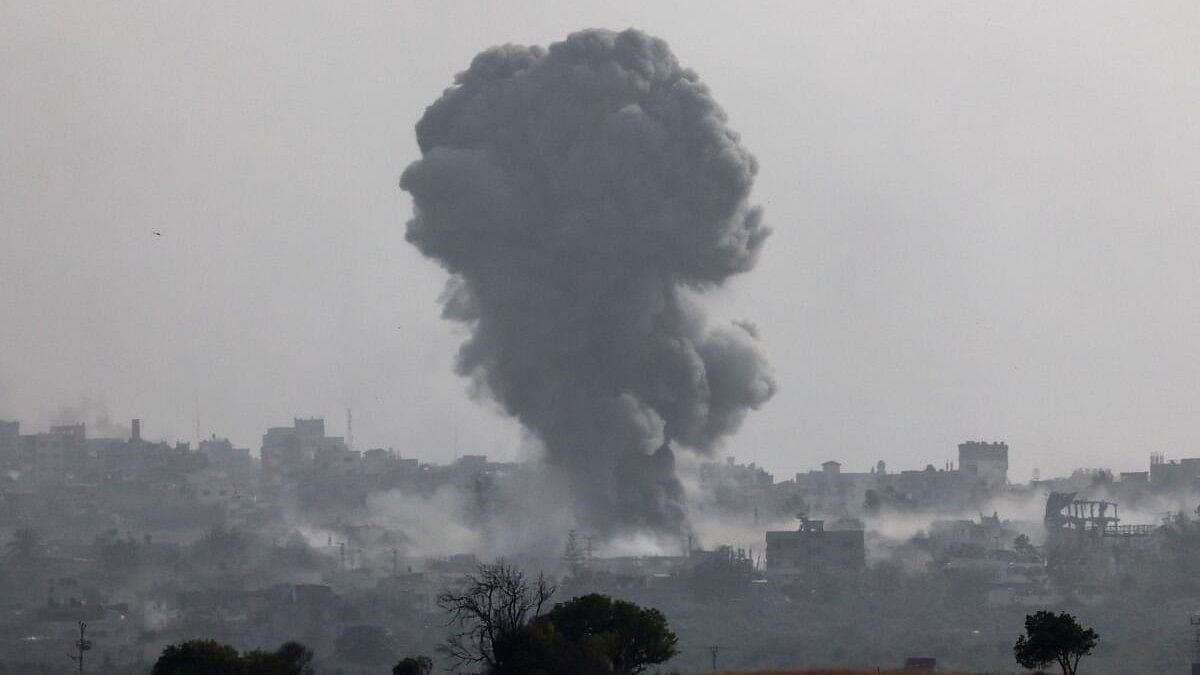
(715, 671, 994, 675)
(141, 563, 1097, 675)
(714, 671, 1000, 675)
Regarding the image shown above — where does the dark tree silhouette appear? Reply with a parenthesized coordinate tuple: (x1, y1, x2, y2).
(436, 560, 555, 672)
(151, 640, 241, 675)
(541, 593, 678, 674)
(392, 655, 433, 675)
(152, 639, 313, 675)
(1014, 610, 1098, 675)
(242, 641, 314, 675)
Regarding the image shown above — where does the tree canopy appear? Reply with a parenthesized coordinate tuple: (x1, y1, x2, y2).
(392, 655, 433, 675)
(540, 593, 678, 675)
(1014, 610, 1098, 675)
(436, 563, 677, 675)
(151, 640, 242, 675)
(151, 639, 313, 675)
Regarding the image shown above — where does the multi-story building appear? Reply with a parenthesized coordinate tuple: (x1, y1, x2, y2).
(1149, 453, 1200, 488)
(0, 420, 19, 470)
(191, 436, 256, 513)
(19, 423, 87, 484)
(793, 460, 879, 515)
(699, 456, 774, 516)
(890, 464, 966, 508)
(260, 418, 349, 479)
(765, 516, 865, 576)
(198, 435, 253, 474)
(958, 441, 1008, 489)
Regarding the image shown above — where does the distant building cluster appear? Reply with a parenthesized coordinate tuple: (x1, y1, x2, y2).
(1, 413, 1196, 671)
(0, 414, 522, 667)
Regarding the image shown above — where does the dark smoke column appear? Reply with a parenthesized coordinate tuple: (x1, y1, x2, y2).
(401, 29, 775, 535)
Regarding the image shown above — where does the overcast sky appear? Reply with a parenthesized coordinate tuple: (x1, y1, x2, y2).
(2, 2, 1198, 481)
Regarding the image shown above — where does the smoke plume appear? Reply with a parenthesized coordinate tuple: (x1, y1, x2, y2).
(401, 29, 774, 534)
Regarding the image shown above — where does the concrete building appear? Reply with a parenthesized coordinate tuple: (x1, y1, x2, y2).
(958, 441, 1008, 489)
(793, 460, 879, 514)
(765, 517, 865, 576)
(890, 465, 965, 508)
(260, 418, 348, 479)
(198, 436, 253, 474)
(20, 423, 87, 484)
(361, 448, 419, 479)
(1149, 453, 1200, 488)
(698, 456, 774, 516)
(928, 512, 1014, 555)
(0, 420, 19, 475)
(1119, 471, 1149, 486)
(191, 437, 256, 513)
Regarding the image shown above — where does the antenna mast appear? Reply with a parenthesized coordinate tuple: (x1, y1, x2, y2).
(66, 621, 91, 675)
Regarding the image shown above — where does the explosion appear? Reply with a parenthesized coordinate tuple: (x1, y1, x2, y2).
(401, 29, 774, 534)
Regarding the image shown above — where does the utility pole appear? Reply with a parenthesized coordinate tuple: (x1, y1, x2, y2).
(66, 621, 91, 675)
(1190, 612, 1200, 672)
(708, 645, 719, 672)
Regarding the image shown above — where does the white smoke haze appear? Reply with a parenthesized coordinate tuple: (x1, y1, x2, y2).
(1119, 494, 1195, 526)
(860, 511, 937, 545)
(289, 522, 348, 554)
(47, 395, 133, 439)
(401, 28, 775, 538)
(353, 465, 580, 563)
(590, 531, 685, 559)
(689, 511, 792, 557)
(853, 489, 1053, 557)
(365, 486, 479, 558)
(854, 484, 1175, 562)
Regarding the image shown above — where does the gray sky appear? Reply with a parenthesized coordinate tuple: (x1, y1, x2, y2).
(2, 1, 1198, 481)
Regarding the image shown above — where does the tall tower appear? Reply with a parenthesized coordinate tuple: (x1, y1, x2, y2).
(346, 408, 354, 451)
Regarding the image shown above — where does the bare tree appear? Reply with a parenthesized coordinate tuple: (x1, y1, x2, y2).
(436, 560, 555, 672)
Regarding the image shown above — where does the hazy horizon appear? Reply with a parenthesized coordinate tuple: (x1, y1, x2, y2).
(3, 2, 1199, 483)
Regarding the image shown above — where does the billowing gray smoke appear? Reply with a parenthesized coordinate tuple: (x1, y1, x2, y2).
(401, 29, 774, 535)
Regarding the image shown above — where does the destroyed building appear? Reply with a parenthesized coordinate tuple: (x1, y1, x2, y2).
(1040, 490, 1160, 595)
(1044, 491, 1157, 543)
